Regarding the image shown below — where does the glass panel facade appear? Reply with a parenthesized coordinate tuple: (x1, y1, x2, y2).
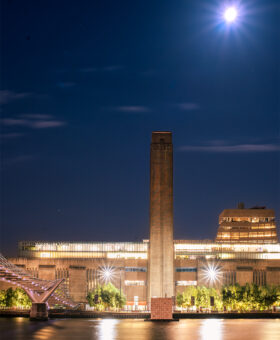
(125, 267, 147, 272)
(18, 241, 148, 259)
(176, 267, 197, 272)
(18, 241, 280, 260)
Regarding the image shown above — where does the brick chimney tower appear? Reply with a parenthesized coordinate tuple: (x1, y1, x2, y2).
(148, 131, 174, 300)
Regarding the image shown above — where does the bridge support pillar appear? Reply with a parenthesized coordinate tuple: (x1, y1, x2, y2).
(30, 303, 48, 321)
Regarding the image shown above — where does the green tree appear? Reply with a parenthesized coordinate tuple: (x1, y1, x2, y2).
(176, 286, 223, 310)
(176, 292, 184, 308)
(13, 288, 32, 308)
(0, 290, 6, 307)
(0, 288, 31, 308)
(209, 287, 223, 310)
(196, 286, 210, 308)
(222, 284, 243, 310)
(87, 283, 126, 311)
(5, 288, 16, 307)
(181, 286, 198, 308)
(222, 284, 279, 311)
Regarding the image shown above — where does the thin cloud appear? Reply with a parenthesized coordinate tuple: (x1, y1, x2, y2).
(177, 103, 200, 111)
(1, 115, 66, 129)
(179, 143, 280, 153)
(114, 106, 151, 113)
(0, 90, 32, 104)
(1, 118, 28, 126)
(32, 120, 65, 128)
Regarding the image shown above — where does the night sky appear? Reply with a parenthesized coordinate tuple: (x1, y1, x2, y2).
(1, 0, 279, 257)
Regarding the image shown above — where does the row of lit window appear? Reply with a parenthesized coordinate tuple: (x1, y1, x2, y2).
(33, 251, 147, 259)
(175, 281, 197, 286)
(124, 280, 146, 286)
(19, 241, 148, 252)
(176, 267, 197, 272)
(217, 231, 277, 238)
(222, 225, 275, 230)
(221, 217, 274, 223)
(176, 253, 280, 260)
(125, 267, 147, 272)
(175, 244, 280, 252)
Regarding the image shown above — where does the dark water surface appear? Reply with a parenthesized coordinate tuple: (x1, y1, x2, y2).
(1, 318, 280, 340)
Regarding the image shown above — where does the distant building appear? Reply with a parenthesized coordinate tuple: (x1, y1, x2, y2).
(2, 132, 280, 308)
(216, 204, 278, 244)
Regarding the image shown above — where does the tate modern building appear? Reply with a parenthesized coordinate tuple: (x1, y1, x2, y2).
(5, 132, 280, 309)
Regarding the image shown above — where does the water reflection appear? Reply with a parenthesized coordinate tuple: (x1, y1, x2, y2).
(33, 326, 55, 340)
(200, 319, 222, 340)
(1, 318, 280, 340)
(96, 319, 119, 340)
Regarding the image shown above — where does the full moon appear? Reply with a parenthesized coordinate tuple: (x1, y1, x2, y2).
(224, 6, 238, 22)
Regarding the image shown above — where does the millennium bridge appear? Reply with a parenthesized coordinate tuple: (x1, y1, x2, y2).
(0, 253, 78, 320)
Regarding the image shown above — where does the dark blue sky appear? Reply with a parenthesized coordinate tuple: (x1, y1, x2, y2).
(1, 0, 279, 256)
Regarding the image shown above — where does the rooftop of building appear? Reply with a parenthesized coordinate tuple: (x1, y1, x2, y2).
(220, 208, 275, 218)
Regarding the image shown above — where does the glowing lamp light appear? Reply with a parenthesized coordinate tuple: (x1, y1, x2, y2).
(103, 269, 112, 280)
(202, 262, 223, 286)
(224, 6, 238, 23)
(208, 268, 217, 282)
(98, 265, 117, 283)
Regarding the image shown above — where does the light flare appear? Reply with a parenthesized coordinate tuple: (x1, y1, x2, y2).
(224, 6, 238, 22)
(201, 262, 223, 285)
(98, 265, 117, 284)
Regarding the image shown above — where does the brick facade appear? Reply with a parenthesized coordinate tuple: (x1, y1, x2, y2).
(151, 298, 173, 319)
(149, 132, 174, 300)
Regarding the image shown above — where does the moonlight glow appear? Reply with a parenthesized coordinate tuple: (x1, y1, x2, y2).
(224, 6, 238, 22)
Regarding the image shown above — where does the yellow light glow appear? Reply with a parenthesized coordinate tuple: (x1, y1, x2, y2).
(97, 319, 118, 340)
(40, 252, 51, 258)
(107, 252, 147, 259)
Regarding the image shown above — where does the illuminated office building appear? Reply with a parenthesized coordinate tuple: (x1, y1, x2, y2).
(216, 204, 277, 244)
(2, 132, 280, 308)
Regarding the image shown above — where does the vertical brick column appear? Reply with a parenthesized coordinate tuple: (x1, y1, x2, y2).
(149, 131, 174, 300)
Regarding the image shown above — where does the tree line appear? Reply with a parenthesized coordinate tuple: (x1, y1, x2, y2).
(87, 282, 126, 311)
(1, 283, 280, 311)
(0, 288, 31, 308)
(176, 284, 280, 311)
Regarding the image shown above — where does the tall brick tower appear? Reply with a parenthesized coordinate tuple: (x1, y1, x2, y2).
(148, 131, 174, 299)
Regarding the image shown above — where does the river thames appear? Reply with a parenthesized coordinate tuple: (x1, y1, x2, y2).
(1, 318, 280, 340)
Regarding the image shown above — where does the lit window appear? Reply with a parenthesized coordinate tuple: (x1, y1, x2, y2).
(176, 267, 197, 272)
(125, 267, 147, 272)
(175, 281, 197, 286)
(124, 280, 145, 286)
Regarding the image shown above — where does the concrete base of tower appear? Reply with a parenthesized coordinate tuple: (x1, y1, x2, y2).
(150, 298, 174, 320)
(30, 303, 48, 321)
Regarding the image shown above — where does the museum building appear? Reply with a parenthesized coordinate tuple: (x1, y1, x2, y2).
(3, 132, 280, 309)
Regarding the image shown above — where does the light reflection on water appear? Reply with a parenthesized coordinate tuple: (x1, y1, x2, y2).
(0, 318, 280, 340)
(96, 319, 118, 340)
(200, 319, 222, 340)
